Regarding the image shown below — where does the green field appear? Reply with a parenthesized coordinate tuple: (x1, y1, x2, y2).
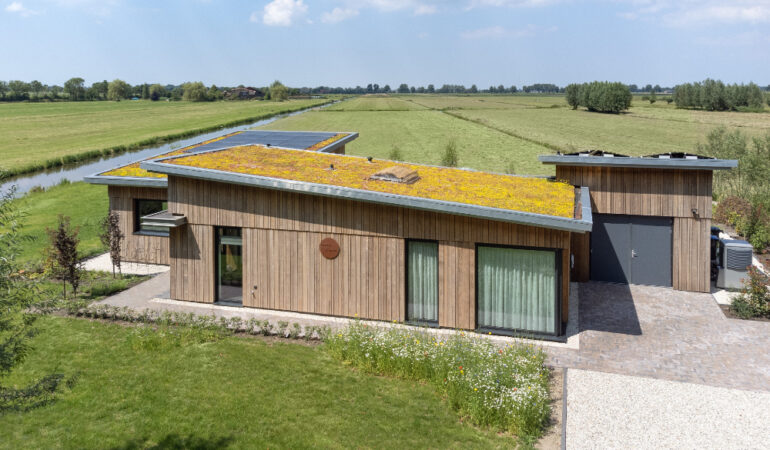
(0, 99, 331, 176)
(0, 317, 516, 449)
(260, 95, 770, 175)
(12, 182, 108, 264)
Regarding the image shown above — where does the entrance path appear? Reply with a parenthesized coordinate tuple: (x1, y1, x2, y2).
(546, 282, 770, 392)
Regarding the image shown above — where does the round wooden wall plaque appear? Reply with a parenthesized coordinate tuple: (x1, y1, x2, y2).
(319, 238, 340, 260)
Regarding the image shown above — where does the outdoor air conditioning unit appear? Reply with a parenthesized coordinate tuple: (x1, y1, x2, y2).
(716, 239, 754, 289)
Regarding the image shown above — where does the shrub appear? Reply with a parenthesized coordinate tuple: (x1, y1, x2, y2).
(441, 140, 459, 167)
(564, 83, 580, 109)
(388, 145, 404, 161)
(714, 196, 752, 225)
(326, 323, 551, 439)
(730, 266, 770, 319)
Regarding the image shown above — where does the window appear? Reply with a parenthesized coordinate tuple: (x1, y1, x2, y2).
(406, 240, 438, 324)
(134, 199, 168, 235)
(476, 245, 559, 335)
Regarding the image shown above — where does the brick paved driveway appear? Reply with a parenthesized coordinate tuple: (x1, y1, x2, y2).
(546, 282, 770, 392)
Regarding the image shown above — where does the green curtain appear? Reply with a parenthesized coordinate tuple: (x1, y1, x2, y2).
(407, 241, 438, 322)
(477, 246, 557, 334)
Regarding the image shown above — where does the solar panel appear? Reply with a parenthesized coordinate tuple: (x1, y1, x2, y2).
(183, 131, 342, 154)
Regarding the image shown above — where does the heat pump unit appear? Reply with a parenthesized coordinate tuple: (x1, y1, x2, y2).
(716, 239, 754, 289)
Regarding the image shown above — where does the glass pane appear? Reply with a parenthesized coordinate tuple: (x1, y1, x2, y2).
(217, 228, 242, 304)
(477, 246, 556, 334)
(407, 241, 438, 322)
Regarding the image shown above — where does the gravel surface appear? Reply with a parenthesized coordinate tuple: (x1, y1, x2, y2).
(566, 369, 770, 449)
(82, 252, 169, 275)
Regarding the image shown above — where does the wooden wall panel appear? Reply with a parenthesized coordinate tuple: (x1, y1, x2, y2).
(556, 166, 713, 219)
(243, 229, 405, 322)
(570, 232, 590, 282)
(438, 241, 475, 329)
(169, 224, 215, 303)
(673, 217, 711, 293)
(108, 185, 169, 265)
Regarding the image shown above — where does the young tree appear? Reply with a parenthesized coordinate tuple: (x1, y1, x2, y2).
(440, 140, 459, 167)
(207, 84, 223, 101)
(1, 187, 66, 412)
(107, 79, 131, 101)
(149, 83, 166, 101)
(649, 89, 657, 104)
(397, 83, 410, 94)
(47, 215, 81, 298)
(100, 211, 124, 278)
(427, 84, 434, 93)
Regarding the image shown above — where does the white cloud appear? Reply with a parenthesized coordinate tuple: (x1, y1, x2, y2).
(321, 7, 358, 23)
(618, 0, 770, 26)
(414, 4, 437, 15)
(260, 0, 308, 26)
(461, 23, 552, 39)
(5, 1, 38, 16)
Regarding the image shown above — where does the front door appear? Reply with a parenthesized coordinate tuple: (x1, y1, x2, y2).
(590, 214, 672, 287)
(216, 227, 243, 305)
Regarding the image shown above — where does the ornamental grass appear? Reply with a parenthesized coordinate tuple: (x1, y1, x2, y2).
(325, 322, 551, 439)
(166, 146, 575, 217)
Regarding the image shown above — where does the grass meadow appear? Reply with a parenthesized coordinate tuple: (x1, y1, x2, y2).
(0, 99, 330, 177)
(261, 95, 770, 175)
(0, 317, 517, 449)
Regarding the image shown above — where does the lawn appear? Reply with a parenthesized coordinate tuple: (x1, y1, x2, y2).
(10, 181, 108, 264)
(261, 95, 770, 174)
(0, 99, 331, 176)
(0, 317, 517, 449)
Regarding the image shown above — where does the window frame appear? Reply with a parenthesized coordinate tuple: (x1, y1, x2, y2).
(474, 243, 563, 338)
(404, 239, 440, 327)
(133, 198, 169, 237)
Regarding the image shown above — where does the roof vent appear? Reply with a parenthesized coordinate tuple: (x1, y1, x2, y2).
(370, 166, 420, 184)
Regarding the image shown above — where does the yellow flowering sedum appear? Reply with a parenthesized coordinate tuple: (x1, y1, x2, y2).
(165, 146, 575, 217)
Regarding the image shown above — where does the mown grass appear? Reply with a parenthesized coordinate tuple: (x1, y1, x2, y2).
(0, 99, 331, 177)
(10, 181, 108, 264)
(262, 95, 770, 174)
(0, 316, 517, 449)
(260, 109, 554, 175)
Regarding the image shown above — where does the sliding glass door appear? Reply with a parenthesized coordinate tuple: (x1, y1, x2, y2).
(406, 240, 438, 324)
(216, 227, 243, 305)
(476, 245, 559, 335)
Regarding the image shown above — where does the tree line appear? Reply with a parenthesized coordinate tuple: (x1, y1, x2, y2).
(565, 81, 633, 113)
(0, 78, 292, 102)
(673, 79, 767, 111)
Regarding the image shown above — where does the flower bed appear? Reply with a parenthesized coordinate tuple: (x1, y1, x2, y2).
(325, 322, 551, 439)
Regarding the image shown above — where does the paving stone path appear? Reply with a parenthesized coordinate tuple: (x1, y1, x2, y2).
(546, 282, 770, 392)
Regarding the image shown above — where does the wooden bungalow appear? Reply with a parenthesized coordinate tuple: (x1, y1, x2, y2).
(86, 136, 736, 339)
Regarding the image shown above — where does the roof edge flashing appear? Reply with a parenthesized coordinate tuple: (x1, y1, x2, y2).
(539, 154, 737, 170)
(142, 160, 593, 233)
(84, 174, 168, 188)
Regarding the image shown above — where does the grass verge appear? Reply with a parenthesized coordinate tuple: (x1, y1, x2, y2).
(326, 322, 551, 443)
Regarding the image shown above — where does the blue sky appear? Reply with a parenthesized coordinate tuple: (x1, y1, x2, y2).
(2, 0, 769, 87)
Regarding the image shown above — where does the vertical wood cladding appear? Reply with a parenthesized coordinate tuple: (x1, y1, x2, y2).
(168, 177, 572, 328)
(108, 185, 169, 265)
(556, 166, 713, 292)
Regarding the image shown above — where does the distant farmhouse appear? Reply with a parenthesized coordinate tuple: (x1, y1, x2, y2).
(223, 86, 265, 100)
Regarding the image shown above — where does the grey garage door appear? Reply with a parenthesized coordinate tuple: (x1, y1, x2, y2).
(590, 214, 672, 287)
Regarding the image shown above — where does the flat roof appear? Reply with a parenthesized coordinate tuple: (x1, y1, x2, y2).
(140, 146, 593, 232)
(539, 152, 737, 170)
(84, 130, 358, 187)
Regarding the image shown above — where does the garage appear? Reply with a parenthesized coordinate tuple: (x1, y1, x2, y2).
(590, 214, 673, 287)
